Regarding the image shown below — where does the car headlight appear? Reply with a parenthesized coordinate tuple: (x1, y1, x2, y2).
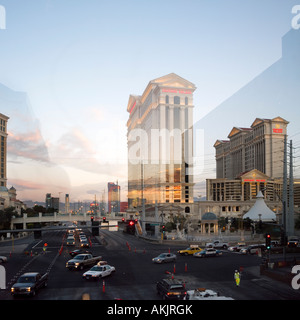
(11, 288, 15, 292)
(75, 262, 80, 266)
(26, 287, 31, 292)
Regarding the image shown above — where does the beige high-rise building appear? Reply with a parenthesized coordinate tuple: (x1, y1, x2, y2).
(127, 73, 196, 207)
(214, 117, 289, 180)
(0, 113, 9, 187)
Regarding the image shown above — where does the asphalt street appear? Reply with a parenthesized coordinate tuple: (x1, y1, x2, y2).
(1, 228, 300, 301)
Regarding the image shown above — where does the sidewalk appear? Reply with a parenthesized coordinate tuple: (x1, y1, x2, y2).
(260, 263, 297, 285)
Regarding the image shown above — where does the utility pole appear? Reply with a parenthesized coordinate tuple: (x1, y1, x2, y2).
(283, 135, 288, 237)
(282, 134, 288, 263)
(288, 140, 295, 236)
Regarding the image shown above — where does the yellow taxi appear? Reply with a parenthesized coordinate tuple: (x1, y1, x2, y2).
(177, 245, 202, 256)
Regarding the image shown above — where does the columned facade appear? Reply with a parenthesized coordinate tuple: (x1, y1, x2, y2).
(215, 117, 289, 180)
(127, 73, 196, 208)
(0, 113, 9, 187)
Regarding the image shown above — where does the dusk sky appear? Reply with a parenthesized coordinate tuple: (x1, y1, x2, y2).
(0, 0, 299, 203)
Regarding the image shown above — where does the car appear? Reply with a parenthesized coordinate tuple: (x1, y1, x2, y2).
(80, 240, 90, 248)
(240, 244, 266, 255)
(185, 288, 234, 300)
(177, 246, 202, 255)
(288, 237, 299, 248)
(69, 249, 91, 257)
(156, 279, 187, 300)
(0, 255, 7, 263)
(11, 272, 48, 297)
(82, 264, 115, 280)
(228, 243, 246, 252)
(152, 253, 177, 263)
(206, 240, 228, 249)
(193, 248, 222, 258)
(66, 237, 75, 246)
(271, 240, 280, 247)
(66, 254, 102, 270)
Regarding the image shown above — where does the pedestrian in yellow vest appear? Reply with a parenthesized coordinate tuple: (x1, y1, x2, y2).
(234, 270, 240, 287)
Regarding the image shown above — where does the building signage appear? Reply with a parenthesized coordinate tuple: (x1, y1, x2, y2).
(243, 179, 266, 182)
(129, 101, 136, 114)
(162, 89, 192, 94)
(273, 128, 283, 133)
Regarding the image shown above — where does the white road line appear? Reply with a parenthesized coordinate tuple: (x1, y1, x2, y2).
(32, 240, 43, 248)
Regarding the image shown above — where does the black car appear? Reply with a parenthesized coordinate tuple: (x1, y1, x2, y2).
(69, 249, 91, 257)
(288, 238, 299, 248)
(156, 279, 186, 300)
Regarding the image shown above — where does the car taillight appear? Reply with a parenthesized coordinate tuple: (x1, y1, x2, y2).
(167, 292, 181, 295)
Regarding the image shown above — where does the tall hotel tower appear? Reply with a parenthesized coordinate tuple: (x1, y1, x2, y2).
(127, 73, 196, 208)
(0, 113, 9, 187)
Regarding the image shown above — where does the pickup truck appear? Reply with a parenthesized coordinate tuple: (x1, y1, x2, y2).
(66, 253, 102, 270)
(206, 240, 228, 249)
(11, 272, 48, 297)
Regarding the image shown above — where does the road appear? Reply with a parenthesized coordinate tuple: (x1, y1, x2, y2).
(1, 228, 300, 300)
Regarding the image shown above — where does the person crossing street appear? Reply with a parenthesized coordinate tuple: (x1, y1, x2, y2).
(234, 270, 241, 287)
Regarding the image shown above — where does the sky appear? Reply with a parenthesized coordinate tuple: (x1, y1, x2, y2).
(0, 0, 299, 204)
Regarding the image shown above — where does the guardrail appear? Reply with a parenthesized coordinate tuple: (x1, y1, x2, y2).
(10, 212, 127, 230)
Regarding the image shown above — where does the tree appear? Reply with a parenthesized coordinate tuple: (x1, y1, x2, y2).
(0, 207, 17, 230)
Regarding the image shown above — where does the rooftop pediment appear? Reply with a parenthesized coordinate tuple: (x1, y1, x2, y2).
(150, 73, 196, 90)
(239, 169, 270, 181)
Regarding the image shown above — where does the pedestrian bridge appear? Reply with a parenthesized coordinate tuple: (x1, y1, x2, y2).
(10, 212, 128, 230)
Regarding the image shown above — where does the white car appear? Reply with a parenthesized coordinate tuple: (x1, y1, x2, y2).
(185, 288, 234, 300)
(82, 264, 115, 280)
(228, 243, 246, 252)
(0, 255, 7, 263)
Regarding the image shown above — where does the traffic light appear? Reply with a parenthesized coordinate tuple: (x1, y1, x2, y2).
(266, 234, 271, 250)
(91, 216, 94, 222)
(103, 217, 106, 222)
(122, 218, 125, 223)
(129, 220, 135, 226)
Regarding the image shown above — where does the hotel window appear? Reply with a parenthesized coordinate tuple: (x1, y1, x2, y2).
(166, 95, 169, 104)
(174, 185, 181, 202)
(185, 97, 188, 105)
(174, 96, 180, 105)
(174, 166, 181, 183)
(174, 107, 180, 129)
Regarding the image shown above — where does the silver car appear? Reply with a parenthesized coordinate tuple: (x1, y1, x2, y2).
(152, 253, 176, 264)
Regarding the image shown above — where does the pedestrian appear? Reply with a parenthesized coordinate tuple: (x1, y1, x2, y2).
(234, 270, 240, 287)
